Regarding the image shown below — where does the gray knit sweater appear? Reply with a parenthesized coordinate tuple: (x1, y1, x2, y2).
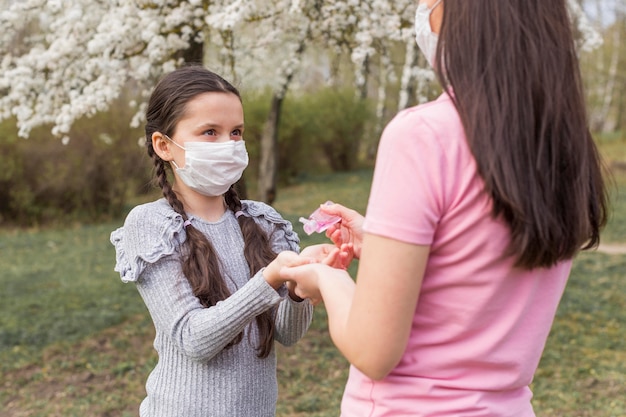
(110, 198, 313, 417)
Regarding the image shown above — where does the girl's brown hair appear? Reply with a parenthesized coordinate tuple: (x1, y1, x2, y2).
(435, 0, 608, 269)
(145, 65, 277, 357)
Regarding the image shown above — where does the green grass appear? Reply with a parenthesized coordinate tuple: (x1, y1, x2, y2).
(596, 131, 626, 164)
(597, 131, 626, 243)
(603, 173, 626, 244)
(1, 166, 625, 416)
(0, 223, 148, 370)
(531, 251, 626, 416)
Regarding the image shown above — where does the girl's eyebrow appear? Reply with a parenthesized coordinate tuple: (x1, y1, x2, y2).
(196, 122, 245, 130)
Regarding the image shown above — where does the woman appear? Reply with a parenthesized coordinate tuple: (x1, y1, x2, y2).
(282, 1, 608, 416)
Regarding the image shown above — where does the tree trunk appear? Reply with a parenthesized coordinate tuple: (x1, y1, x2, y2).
(178, 36, 204, 64)
(600, 26, 621, 132)
(375, 46, 393, 128)
(257, 35, 308, 204)
(368, 48, 391, 161)
(258, 94, 283, 204)
(357, 55, 370, 100)
(399, 40, 420, 110)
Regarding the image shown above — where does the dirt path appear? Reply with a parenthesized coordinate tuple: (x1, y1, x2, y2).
(596, 243, 626, 255)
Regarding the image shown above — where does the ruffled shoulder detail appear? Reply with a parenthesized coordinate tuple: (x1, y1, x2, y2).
(240, 200, 300, 253)
(110, 199, 187, 283)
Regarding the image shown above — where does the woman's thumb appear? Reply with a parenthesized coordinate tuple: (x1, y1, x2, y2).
(320, 202, 344, 217)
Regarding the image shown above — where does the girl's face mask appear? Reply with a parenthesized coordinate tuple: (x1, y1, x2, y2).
(414, 0, 442, 68)
(166, 136, 249, 197)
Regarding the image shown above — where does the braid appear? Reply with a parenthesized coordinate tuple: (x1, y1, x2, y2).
(224, 187, 278, 273)
(149, 149, 244, 349)
(154, 154, 185, 215)
(225, 186, 278, 358)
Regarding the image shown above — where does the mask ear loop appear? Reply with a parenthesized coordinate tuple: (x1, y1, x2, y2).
(163, 134, 186, 150)
(430, 0, 443, 12)
(163, 134, 184, 169)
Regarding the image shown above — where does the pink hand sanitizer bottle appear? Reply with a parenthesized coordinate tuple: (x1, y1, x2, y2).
(299, 201, 342, 235)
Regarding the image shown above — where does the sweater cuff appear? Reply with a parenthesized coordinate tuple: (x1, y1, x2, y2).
(252, 268, 286, 303)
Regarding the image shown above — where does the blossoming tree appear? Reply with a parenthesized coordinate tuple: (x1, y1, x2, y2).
(0, 0, 602, 202)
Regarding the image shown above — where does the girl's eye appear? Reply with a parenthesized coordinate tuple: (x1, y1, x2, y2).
(203, 129, 217, 136)
(231, 129, 243, 137)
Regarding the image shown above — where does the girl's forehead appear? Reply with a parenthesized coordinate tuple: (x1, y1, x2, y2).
(185, 92, 241, 110)
(178, 92, 244, 126)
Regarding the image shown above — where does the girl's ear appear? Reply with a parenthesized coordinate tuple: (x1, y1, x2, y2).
(152, 132, 174, 162)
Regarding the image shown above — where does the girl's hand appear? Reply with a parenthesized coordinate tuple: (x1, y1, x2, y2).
(263, 251, 313, 290)
(321, 203, 365, 259)
(300, 243, 354, 270)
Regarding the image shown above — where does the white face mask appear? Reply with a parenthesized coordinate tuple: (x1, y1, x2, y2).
(167, 136, 249, 197)
(414, 0, 442, 68)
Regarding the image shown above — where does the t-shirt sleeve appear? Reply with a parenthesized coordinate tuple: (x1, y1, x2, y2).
(364, 109, 448, 246)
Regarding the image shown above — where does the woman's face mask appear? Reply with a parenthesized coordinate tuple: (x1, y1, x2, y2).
(166, 136, 249, 197)
(414, 0, 442, 68)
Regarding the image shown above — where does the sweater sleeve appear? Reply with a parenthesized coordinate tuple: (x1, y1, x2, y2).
(274, 296, 313, 346)
(241, 200, 301, 254)
(137, 257, 284, 361)
(110, 201, 286, 362)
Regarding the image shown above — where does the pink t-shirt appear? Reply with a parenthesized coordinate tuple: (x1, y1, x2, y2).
(342, 93, 571, 417)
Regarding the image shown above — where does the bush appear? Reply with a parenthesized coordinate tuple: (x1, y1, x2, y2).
(308, 87, 376, 171)
(242, 86, 375, 186)
(0, 87, 375, 226)
(0, 99, 151, 227)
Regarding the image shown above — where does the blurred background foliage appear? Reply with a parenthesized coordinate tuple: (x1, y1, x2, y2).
(0, 7, 624, 228)
(0, 85, 378, 227)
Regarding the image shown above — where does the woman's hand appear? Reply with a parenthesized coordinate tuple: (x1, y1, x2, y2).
(280, 262, 354, 306)
(321, 203, 365, 259)
(300, 243, 354, 270)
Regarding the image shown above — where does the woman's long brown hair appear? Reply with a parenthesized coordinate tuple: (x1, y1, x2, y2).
(435, 0, 608, 269)
(145, 65, 277, 358)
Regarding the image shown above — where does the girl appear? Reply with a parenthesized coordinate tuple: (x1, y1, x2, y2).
(282, 1, 609, 416)
(110, 66, 314, 417)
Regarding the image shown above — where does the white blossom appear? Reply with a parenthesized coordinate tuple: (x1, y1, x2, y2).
(0, 0, 605, 138)
(567, 0, 603, 52)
